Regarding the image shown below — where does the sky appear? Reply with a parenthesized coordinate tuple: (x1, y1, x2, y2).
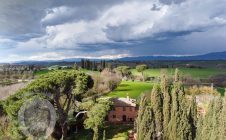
(0, 0, 226, 62)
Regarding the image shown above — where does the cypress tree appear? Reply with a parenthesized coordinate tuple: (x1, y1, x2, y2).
(188, 95, 197, 140)
(139, 106, 155, 140)
(209, 97, 223, 140)
(136, 94, 148, 140)
(199, 100, 215, 140)
(219, 89, 226, 139)
(168, 69, 192, 140)
(151, 84, 163, 140)
(144, 107, 155, 140)
(161, 74, 171, 139)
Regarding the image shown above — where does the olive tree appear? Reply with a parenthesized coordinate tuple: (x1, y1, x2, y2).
(136, 64, 148, 81)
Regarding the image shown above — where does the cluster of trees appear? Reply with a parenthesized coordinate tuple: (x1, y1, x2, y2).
(136, 69, 226, 140)
(0, 70, 115, 140)
(0, 64, 37, 72)
(113, 66, 132, 80)
(84, 98, 112, 140)
(136, 64, 148, 81)
(0, 70, 95, 139)
(91, 68, 121, 95)
(80, 59, 107, 71)
(0, 65, 36, 85)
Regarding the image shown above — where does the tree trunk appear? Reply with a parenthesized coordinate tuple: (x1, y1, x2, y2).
(93, 127, 99, 140)
(60, 122, 68, 140)
(142, 71, 145, 82)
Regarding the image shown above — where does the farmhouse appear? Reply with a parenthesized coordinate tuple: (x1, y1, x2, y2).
(107, 96, 138, 123)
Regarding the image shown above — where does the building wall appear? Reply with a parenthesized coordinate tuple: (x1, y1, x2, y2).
(107, 106, 138, 123)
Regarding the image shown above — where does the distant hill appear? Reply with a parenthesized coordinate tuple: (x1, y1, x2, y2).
(118, 51, 226, 61)
(12, 51, 226, 65)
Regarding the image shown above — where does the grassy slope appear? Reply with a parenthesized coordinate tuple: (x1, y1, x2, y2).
(107, 81, 153, 99)
(131, 68, 226, 79)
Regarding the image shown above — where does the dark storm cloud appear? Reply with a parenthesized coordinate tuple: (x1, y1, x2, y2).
(159, 0, 186, 5)
(0, 0, 51, 39)
(0, 0, 127, 40)
(0, 0, 226, 62)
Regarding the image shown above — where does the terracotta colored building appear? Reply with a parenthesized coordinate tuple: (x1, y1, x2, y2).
(107, 97, 138, 123)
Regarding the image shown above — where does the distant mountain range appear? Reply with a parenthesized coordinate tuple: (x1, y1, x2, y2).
(9, 51, 226, 65)
(118, 51, 226, 61)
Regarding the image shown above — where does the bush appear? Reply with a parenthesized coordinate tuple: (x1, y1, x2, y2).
(186, 85, 220, 95)
(92, 68, 121, 94)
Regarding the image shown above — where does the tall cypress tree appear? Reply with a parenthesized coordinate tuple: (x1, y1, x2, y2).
(219, 89, 226, 139)
(151, 84, 163, 140)
(161, 74, 171, 139)
(198, 100, 215, 140)
(168, 69, 192, 140)
(139, 106, 155, 140)
(188, 95, 197, 140)
(209, 97, 223, 140)
(136, 94, 148, 140)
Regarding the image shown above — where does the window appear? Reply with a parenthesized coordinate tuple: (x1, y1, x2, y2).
(123, 107, 126, 111)
(112, 107, 115, 111)
(105, 116, 109, 121)
(113, 115, 116, 118)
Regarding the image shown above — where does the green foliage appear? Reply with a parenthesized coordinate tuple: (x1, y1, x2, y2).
(84, 98, 112, 140)
(136, 69, 197, 140)
(151, 84, 163, 138)
(2, 70, 93, 139)
(136, 94, 147, 140)
(136, 65, 148, 73)
(161, 74, 171, 139)
(114, 66, 131, 78)
(168, 70, 192, 140)
(196, 97, 225, 140)
(136, 64, 148, 81)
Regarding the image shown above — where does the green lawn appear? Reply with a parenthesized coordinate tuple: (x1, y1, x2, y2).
(67, 124, 132, 140)
(107, 81, 153, 99)
(217, 87, 225, 96)
(131, 68, 226, 79)
(34, 69, 49, 75)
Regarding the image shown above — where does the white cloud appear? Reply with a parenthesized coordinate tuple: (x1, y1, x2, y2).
(35, 0, 226, 47)
(1, 0, 226, 61)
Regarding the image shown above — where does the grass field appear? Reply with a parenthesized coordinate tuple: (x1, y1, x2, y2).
(131, 68, 226, 79)
(107, 81, 153, 99)
(67, 124, 132, 140)
(35, 67, 226, 79)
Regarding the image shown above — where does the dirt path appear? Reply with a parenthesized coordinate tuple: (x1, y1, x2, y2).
(0, 82, 29, 100)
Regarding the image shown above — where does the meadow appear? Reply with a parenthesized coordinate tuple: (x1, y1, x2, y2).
(131, 67, 226, 79)
(34, 67, 226, 99)
(107, 81, 153, 99)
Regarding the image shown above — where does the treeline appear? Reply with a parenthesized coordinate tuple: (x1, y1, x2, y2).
(0, 65, 37, 80)
(80, 59, 107, 71)
(0, 64, 38, 72)
(136, 69, 226, 140)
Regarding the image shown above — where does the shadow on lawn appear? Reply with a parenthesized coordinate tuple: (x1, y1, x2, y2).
(118, 84, 129, 87)
(115, 89, 131, 92)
